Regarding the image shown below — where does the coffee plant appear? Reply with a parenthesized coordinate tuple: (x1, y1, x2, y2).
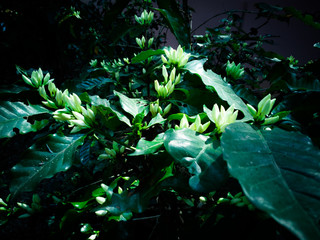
(1, 0, 319, 239)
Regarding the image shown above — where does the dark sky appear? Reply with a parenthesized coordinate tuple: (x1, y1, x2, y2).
(168, 0, 320, 63)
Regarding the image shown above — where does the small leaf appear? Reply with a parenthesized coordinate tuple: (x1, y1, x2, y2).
(114, 91, 149, 118)
(147, 113, 166, 128)
(129, 133, 164, 156)
(131, 49, 165, 64)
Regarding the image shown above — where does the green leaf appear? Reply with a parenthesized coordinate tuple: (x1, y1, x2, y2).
(164, 128, 228, 192)
(287, 78, 320, 92)
(10, 134, 85, 197)
(131, 49, 165, 64)
(147, 113, 166, 128)
(77, 77, 114, 91)
(221, 122, 320, 240)
(89, 95, 131, 126)
(285, 7, 320, 29)
(0, 101, 50, 138)
(114, 91, 149, 118)
(185, 60, 253, 121)
(156, 0, 190, 47)
(129, 133, 164, 156)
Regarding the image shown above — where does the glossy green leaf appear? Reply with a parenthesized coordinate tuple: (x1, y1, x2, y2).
(221, 122, 320, 240)
(131, 49, 165, 64)
(185, 60, 253, 121)
(129, 133, 164, 156)
(10, 134, 85, 197)
(147, 113, 166, 128)
(164, 128, 228, 192)
(0, 101, 50, 138)
(114, 91, 149, 118)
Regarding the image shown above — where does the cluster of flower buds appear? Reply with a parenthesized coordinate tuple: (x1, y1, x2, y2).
(161, 45, 191, 69)
(247, 94, 279, 125)
(22, 68, 97, 133)
(39, 82, 70, 109)
(149, 99, 172, 117)
(136, 36, 153, 49)
(22, 68, 51, 88)
(134, 10, 154, 26)
(98, 140, 128, 160)
(210, 104, 238, 134)
(176, 114, 210, 133)
(226, 60, 245, 80)
(154, 66, 181, 98)
(53, 101, 96, 133)
(217, 192, 255, 211)
(95, 176, 133, 221)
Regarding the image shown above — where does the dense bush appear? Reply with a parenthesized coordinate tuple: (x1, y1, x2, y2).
(1, 0, 320, 239)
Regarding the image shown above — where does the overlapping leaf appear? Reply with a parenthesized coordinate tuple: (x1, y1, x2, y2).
(164, 128, 228, 192)
(221, 122, 320, 240)
(185, 60, 253, 122)
(0, 101, 50, 138)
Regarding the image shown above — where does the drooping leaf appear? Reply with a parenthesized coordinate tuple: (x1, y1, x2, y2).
(131, 49, 165, 64)
(10, 134, 85, 197)
(156, 0, 190, 47)
(185, 60, 253, 121)
(221, 122, 320, 240)
(164, 128, 228, 192)
(129, 133, 164, 156)
(0, 101, 50, 138)
(114, 91, 149, 118)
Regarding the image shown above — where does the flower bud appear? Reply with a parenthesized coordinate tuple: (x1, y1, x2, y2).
(163, 103, 172, 116)
(22, 75, 34, 87)
(43, 73, 51, 85)
(48, 81, 57, 97)
(96, 197, 106, 205)
(38, 85, 47, 100)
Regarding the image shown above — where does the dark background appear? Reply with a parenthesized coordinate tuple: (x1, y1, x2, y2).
(168, 0, 320, 63)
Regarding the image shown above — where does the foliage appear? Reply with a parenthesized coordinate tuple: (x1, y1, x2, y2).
(0, 1, 320, 239)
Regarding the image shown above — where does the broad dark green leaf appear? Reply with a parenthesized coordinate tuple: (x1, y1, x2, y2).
(129, 133, 164, 156)
(131, 49, 165, 64)
(164, 128, 228, 192)
(156, 0, 190, 47)
(221, 122, 320, 240)
(10, 134, 85, 197)
(114, 91, 149, 118)
(0, 101, 50, 138)
(185, 60, 253, 121)
(287, 78, 320, 92)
